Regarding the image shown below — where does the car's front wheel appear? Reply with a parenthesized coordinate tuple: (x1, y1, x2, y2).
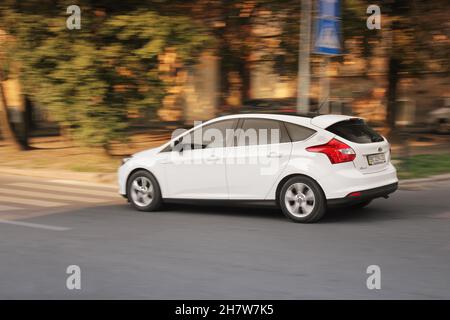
(127, 170, 162, 212)
(279, 176, 326, 223)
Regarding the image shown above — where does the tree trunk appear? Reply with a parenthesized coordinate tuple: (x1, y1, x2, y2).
(19, 95, 33, 149)
(0, 75, 22, 150)
(238, 51, 252, 102)
(386, 55, 400, 131)
(217, 30, 230, 109)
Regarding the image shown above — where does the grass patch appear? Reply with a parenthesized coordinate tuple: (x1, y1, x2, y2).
(396, 154, 450, 179)
(67, 164, 107, 173)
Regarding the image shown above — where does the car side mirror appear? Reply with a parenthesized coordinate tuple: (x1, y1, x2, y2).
(171, 139, 183, 152)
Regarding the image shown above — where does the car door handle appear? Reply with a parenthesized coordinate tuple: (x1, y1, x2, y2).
(206, 155, 220, 161)
(267, 152, 282, 158)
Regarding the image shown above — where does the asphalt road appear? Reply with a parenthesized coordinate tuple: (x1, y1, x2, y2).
(0, 173, 449, 299)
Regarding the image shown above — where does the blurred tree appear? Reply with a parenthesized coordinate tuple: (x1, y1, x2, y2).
(1, 0, 448, 147)
(0, 0, 210, 151)
(340, 0, 450, 131)
(382, 0, 450, 130)
(199, 0, 449, 130)
(187, 0, 253, 106)
(0, 29, 23, 150)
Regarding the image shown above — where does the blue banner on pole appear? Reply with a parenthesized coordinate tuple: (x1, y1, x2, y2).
(314, 0, 341, 55)
(319, 0, 340, 18)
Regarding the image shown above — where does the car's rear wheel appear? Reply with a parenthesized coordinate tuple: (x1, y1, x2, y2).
(279, 176, 326, 223)
(127, 170, 162, 212)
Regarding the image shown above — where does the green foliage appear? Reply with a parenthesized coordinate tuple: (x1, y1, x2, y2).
(397, 153, 450, 179)
(0, 1, 210, 148)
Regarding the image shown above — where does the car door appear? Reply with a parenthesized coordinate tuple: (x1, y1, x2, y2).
(225, 118, 292, 199)
(161, 119, 237, 199)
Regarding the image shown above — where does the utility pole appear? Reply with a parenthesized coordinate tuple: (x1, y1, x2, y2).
(297, 0, 312, 114)
(314, 0, 342, 114)
(319, 56, 330, 113)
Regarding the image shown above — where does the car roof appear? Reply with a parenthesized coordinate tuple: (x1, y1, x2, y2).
(208, 113, 314, 126)
(207, 113, 357, 128)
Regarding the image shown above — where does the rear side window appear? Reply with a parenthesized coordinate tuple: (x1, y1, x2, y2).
(326, 119, 384, 143)
(238, 119, 290, 146)
(284, 122, 316, 142)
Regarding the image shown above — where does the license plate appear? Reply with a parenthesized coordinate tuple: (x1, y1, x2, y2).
(367, 153, 386, 166)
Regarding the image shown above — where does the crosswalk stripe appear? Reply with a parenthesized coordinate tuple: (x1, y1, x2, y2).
(47, 179, 117, 190)
(0, 195, 65, 207)
(0, 188, 106, 204)
(0, 219, 70, 231)
(9, 183, 118, 198)
(0, 205, 22, 212)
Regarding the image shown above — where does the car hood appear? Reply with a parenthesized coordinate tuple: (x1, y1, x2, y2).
(132, 147, 162, 159)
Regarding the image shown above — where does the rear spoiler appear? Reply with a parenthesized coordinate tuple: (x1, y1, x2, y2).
(310, 114, 360, 129)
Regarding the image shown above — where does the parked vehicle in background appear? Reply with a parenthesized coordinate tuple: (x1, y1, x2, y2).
(118, 113, 398, 223)
(427, 107, 450, 134)
(219, 98, 319, 116)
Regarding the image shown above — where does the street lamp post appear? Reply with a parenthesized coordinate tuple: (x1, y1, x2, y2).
(297, 0, 312, 114)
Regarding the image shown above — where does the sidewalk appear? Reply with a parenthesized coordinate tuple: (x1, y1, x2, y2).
(0, 131, 172, 178)
(0, 167, 117, 186)
(399, 173, 450, 190)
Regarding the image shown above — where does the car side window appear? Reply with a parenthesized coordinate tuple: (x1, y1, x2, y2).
(237, 119, 290, 146)
(284, 122, 316, 142)
(200, 120, 237, 149)
(164, 119, 236, 152)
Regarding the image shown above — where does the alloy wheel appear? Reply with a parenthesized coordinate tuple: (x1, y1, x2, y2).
(130, 176, 154, 207)
(284, 182, 316, 217)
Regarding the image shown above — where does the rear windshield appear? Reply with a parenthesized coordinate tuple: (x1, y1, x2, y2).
(326, 119, 384, 143)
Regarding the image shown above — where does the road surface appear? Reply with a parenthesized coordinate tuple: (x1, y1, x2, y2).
(0, 173, 449, 299)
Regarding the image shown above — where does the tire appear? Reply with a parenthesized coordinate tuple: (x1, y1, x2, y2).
(279, 176, 326, 223)
(127, 170, 162, 212)
(348, 199, 372, 210)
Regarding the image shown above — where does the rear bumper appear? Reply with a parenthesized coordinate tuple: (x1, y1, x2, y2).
(327, 182, 398, 207)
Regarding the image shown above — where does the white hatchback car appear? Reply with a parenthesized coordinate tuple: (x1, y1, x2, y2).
(118, 114, 398, 223)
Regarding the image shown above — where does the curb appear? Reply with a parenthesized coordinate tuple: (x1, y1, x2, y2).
(0, 167, 116, 187)
(399, 173, 450, 187)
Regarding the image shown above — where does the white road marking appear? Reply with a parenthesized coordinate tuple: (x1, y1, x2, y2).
(0, 219, 70, 231)
(47, 179, 117, 190)
(0, 195, 65, 207)
(0, 188, 107, 203)
(10, 183, 117, 198)
(0, 205, 22, 211)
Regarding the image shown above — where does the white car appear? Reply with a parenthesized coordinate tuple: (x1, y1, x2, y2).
(118, 114, 398, 223)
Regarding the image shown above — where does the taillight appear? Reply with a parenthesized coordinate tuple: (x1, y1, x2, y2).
(306, 138, 356, 164)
